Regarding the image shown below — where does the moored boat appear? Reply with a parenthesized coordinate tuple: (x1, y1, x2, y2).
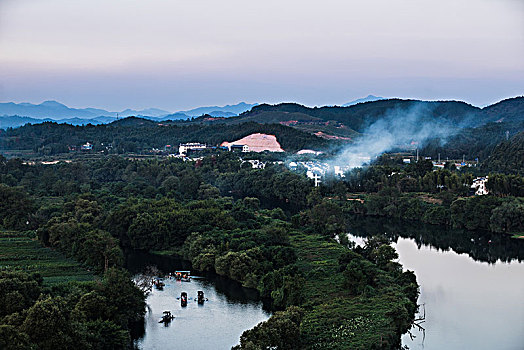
(159, 310, 175, 324)
(174, 270, 191, 282)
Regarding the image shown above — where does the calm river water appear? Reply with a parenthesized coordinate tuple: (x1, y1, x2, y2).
(126, 253, 271, 350)
(347, 217, 524, 350)
(127, 218, 524, 350)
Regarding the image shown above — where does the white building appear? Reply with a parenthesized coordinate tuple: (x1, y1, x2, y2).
(471, 177, 489, 196)
(229, 144, 249, 152)
(179, 143, 207, 155)
(306, 170, 322, 187)
(241, 159, 266, 169)
(81, 142, 93, 150)
(334, 165, 346, 178)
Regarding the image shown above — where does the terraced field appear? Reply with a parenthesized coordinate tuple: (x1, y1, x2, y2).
(0, 230, 93, 285)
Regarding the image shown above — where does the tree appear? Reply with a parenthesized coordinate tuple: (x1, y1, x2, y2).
(0, 184, 34, 230)
(21, 296, 74, 350)
(233, 306, 304, 350)
(489, 200, 524, 233)
(0, 325, 31, 350)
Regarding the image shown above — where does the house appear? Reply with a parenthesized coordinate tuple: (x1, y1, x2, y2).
(230, 144, 249, 152)
(334, 166, 345, 178)
(81, 142, 93, 151)
(471, 177, 489, 196)
(306, 170, 322, 187)
(179, 143, 207, 155)
(241, 159, 266, 169)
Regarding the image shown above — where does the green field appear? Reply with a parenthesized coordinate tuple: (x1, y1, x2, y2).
(0, 231, 93, 285)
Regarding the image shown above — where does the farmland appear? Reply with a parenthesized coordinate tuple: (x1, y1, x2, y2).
(0, 230, 93, 285)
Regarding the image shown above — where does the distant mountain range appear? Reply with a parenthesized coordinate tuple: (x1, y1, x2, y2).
(0, 101, 258, 129)
(1, 97, 522, 170)
(193, 96, 523, 141)
(0, 100, 171, 119)
(178, 102, 258, 117)
(342, 95, 385, 106)
(1, 96, 522, 132)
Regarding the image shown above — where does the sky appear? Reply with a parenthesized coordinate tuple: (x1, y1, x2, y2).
(0, 0, 523, 111)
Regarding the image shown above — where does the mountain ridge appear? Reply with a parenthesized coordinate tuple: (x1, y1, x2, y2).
(0, 101, 257, 121)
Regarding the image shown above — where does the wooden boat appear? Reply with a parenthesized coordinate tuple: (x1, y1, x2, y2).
(159, 310, 175, 324)
(153, 278, 165, 290)
(181, 292, 188, 307)
(197, 290, 207, 304)
(174, 270, 191, 282)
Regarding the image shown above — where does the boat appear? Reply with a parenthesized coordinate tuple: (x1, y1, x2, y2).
(181, 292, 188, 307)
(153, 278, 165, 290)
(174, 270, 191, 282)
(159, 310, 175, 324)
(197, 290, 207, 304)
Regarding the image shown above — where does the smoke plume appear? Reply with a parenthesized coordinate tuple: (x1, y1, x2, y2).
(330, 103, 467, 168)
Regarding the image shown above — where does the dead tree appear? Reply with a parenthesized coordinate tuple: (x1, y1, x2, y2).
(133, 265, 160, 296)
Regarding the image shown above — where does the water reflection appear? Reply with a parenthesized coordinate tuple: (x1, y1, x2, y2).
(346, 216, 524, 264)
(346, 216, 524, 350)
(126, 252, 271, 350)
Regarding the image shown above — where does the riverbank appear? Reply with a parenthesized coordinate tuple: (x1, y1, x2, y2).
(140, 225, 419, 349)
(343, 191, 524, 238)
(346, 215, 524, 349)
(290, 231, 418, 349)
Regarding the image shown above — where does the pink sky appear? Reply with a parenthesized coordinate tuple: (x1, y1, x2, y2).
(0, 0, 522, 111)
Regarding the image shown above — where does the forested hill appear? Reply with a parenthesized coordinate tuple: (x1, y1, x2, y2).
(480, 97, 524, 124)
(420, 119, 524, 161)
(236, 99, 480, 132)
(0, 119, 329, 155)
(483, 131, 524, 174)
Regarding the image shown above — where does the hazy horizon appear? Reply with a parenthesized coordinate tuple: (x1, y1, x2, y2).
(1, 0, 522, 111)
(1, 94, 523, 115)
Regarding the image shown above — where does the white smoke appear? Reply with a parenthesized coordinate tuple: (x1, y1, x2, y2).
(329, 103, 463, 168)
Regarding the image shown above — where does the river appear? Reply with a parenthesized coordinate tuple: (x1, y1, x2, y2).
(126, 218, 524, 350)
(347, 217, 524, 350)
(126, 252, 271, 350)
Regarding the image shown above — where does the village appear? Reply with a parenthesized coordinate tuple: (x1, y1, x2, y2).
(65, 131, 490, 195)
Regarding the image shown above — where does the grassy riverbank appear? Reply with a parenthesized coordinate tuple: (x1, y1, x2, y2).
(290, 231, 417, 349)
(0, 230, 93, 285)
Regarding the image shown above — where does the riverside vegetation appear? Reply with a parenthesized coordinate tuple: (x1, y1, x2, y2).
(1, 153, 419, 349)
(1, 149, 522, 349)
(0, 97, 522, 349)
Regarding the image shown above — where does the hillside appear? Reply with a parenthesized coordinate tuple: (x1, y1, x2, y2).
(483, 131, 524, 174)
(236, 99, 481, 132)
(420, 120, 524, 161)
(480, 96, 524, 124)
(0, 119, 329, 156)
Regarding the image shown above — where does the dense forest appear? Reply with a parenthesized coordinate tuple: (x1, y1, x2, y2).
(0, 96, 522, 348)
(1, 148, 523, 348)
(483, 131, 524, 174)
(420, 120, 524, 161)
(326, 161, 524, 234)
(0, 119, 329, 156)
(0, 154, 421, 349)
